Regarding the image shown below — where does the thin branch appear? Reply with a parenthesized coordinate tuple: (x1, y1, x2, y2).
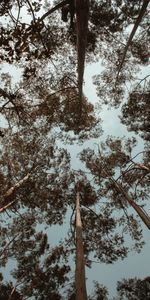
(15, 0, 21, 28)
(26, 0, 36, 23)
(0, 233, 19, 258)
(104, 27, 126, 47)
(0, 101, 10, 112)
(135, 74, 150, 90)
(25, 0, 69, 31)
(40, 0, 69, 22)
(0, 88, 20, 115)
(122, 151, 146, 167)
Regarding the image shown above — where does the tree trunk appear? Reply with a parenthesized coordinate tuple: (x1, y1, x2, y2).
(101, 161, 150, 230)
(75, 0, 89, 103)
(113, 179, 150, 230)
(117, 0, 149, 76)
(75, 191, 87, 300)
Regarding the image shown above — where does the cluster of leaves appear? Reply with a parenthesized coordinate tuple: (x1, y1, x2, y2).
(87, 276, 150, 300)
(115, 276, 150, 300)
(121, 84, 150, 141)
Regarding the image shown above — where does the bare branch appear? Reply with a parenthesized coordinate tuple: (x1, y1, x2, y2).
(26, 0, 36, 23)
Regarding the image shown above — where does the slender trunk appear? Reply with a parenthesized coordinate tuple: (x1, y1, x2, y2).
(113, 179, 150, 230)
(100, 159, 150, 230)
(75, 0, 89, 103)
(75, 191, 87, 300)
(117, 0, 149, 76)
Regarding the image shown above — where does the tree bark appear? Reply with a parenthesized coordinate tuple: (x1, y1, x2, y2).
(112, 179, 150, 230)
(117, 0, 149, 76)
(100, 156, 150, 230)
(75, 0, 89, 103)
(75, 191, 87, 300)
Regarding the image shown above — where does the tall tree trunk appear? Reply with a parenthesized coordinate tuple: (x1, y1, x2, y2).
(75, 0, 89, 104)
(98, 143, 150, 229)
(112, 179, 150, 230)
(117, 0, 149, 77)
(75, 191, 87, 300)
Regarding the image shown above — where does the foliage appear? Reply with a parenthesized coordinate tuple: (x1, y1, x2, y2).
(121, 83, 150, 141)
(88, 281, 109, 300)
(115, 276, 150, 300)
(0, 0, 149, 298)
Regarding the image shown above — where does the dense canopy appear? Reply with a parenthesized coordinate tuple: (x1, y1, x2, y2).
(0, 0, 149, 299)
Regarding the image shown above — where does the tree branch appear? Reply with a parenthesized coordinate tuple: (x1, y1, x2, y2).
(98, 145, 150, 230)
(0, 173, 31, 213)
(40, 0, 69, 22)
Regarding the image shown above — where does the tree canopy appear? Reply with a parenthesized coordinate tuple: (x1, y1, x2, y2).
(0, 0, 149, 299)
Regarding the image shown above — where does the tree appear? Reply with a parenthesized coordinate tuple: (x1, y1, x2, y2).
(115, 276, 150, 300)
(88, 281, 109, 300)
(1, 131, 140, 298)
(121, 87, 150, 141)
(80, 137, 150, 228)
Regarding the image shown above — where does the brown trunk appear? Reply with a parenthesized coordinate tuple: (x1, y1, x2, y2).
(75, 0, 89, 103)
(100, 159, 150, 230)
(117, 0, 149, 76)
(75, 191, 87, 300)
(113, 179, 150, 230)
